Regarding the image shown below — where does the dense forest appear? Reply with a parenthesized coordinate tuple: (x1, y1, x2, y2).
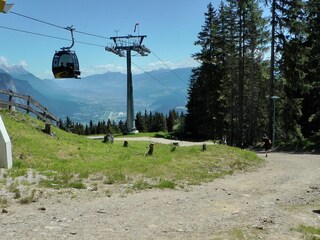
(58, 109, 184, 136)
(185, 0, 319, 151)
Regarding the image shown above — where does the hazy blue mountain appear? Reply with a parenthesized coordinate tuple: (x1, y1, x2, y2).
(0, 63, 29, 76)
(1, 64, 192, 123)
(0, 65, 82, 119)
(51, 67, 191, 122)
(133, 68, 190, 111)
(0, 73, 18, 91)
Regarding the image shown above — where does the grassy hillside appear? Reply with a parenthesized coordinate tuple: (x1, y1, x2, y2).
(1, 110, 263, 189)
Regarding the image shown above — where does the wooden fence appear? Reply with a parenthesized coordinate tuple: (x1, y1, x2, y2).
(0, 89, 59, 125)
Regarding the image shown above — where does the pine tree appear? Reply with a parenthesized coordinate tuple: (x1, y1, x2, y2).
(153, 112, 167, 132)
(112, 120, 121, 134)
(277, 0, 307, 141)
(303, 0, 320, 141)
(135, 111, 146, 132)
(166, 109, 179, 132)
(89, 120, 95, 135)
(106, 119, 113, 134)
(118, 120, 126, 133)
(185, 3, 224, 139)
(58, 119, 65, 131)
(218, 0, 239, 145)
(84, 124, 89, 135)
(186, 1, 269, 143)
(64, 117, 73, 132)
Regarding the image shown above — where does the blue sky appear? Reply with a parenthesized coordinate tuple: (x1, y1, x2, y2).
(0, 0, 220, 79)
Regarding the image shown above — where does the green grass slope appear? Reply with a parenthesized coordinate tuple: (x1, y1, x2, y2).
(1, 110, 263, 189)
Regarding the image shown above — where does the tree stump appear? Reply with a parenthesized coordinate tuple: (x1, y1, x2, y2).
(103, 133, 114, 144)
(123, 140, 129, 147)
(202, 143, 207, 151)
(146, 143, 154, 156)
(43, 123, 51, 135)
(171, 142, 179, 152)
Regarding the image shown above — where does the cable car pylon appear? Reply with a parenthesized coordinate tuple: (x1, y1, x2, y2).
(106, 34, 150, 133)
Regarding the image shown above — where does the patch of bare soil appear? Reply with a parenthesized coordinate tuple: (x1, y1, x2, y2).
(1, 152, 320, 239)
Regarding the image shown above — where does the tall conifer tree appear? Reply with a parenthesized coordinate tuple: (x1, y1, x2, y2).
(186, 3, 224, 139)
(303, 0, 320, 141)
(278, 0, 307, 141)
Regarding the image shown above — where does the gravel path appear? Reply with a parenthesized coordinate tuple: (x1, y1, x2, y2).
(1, 152, 320, 239)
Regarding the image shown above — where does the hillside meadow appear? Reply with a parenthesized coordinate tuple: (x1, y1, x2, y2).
(0, 110, 263, 190)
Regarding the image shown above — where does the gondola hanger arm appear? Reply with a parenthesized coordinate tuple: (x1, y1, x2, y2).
(63, 25, 75, 50)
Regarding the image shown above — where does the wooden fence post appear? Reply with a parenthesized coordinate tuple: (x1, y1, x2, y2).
(44, 108, 48, 120)
(171, 142, 179, 152)
(202, 143, 207, 151)
(147, 143, 154, 156)
(27, 95, 30, 114)
(43, 123, 51, 135)
(8, 90, 12, 111)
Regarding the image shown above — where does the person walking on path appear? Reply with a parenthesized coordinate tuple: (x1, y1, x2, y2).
(262, 134, 272, 157)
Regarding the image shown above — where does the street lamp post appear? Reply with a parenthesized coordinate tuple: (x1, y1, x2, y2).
(271, 95, 280, 148)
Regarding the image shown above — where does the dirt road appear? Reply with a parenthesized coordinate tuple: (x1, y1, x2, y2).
(1, 152, 320, 239)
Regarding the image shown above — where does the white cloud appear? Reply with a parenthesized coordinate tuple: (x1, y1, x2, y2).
(81, 64, 126, 77)
(82, 58, 199, 76)
(0, 56, 9, 66)
(38, 70, 54, 80)
(0, 56, 29, 69)
(19, 60, 28, 68)
(143, 57, 199, 73)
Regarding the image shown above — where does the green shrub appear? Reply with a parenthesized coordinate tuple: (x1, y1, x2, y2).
(0, 197, 8, 207)
(132, 179, 152, 190)
(1, 110, 264, 189)
(156, 179, 175, 189)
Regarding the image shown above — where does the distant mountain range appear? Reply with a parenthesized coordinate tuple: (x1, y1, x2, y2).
(0, 64, 192, 123)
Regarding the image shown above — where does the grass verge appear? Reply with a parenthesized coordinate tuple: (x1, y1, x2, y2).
(1, 110, 264, 189)
(297, 225, 320, 240)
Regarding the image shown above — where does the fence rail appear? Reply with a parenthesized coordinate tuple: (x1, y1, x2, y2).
(0, 89, 59, 124)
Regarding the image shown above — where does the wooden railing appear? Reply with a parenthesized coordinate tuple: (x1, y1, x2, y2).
(0, 89, 59, 125)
